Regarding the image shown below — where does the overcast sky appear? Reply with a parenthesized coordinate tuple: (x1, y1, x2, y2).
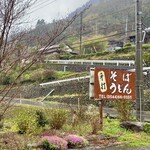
(27, 0, 89, 27)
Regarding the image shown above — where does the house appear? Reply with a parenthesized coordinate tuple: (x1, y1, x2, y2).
(38, 44, 78, 60)
(38, 45, 63, 55)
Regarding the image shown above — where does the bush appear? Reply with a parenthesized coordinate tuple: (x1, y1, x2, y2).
(49, 109, 68, 130)
(95, 51, 110, 56)
(0, 68, 21, 85)
(143, 53, 150, 66)
(1, 75, 12, 85)
(16, 109, 37, 134)
(124, 43, 132, 47)
(143, 44, 150, 50)
(41, 136, 68, 150)
(41, 140, 55, 150)
(59, 54, 70, 60)
(84, 47, 93, 54)
(64, 134, 89, 148)
(0, 119, 4, 129)
(69, 55, 77, 59)
(114, 100, 134, 121)
(115, 46, 135, 54)
(144, 123, 150, 135)
(30, 69, 56, 82)
(0, 73, 15, 85)
(36, 110, 48, 127)
(69, 101, 87, 127)
(127, 53, 135, 60)
(20, 72, 32, 83)
(86, 104, 100, 134)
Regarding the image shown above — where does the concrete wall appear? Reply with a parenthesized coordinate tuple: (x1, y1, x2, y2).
(9, 79, 89, 99)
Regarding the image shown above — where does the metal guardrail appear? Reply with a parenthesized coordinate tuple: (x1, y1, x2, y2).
(40, 76, 90, 86)
(45, 60, 135, 66)
(41, 89, 55, 101)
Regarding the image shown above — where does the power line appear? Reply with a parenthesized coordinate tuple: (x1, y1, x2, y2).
(68, 1, 149, 28)
(71, 19, 135, 32)
(63, 20, 135, 40)
(63, 30, 135, 50)
(23, 1, 149, 50)
(27, 0, 57, 15)
(32, 0, 53, 9)
(61, 2, 147, 46)
(69, 5, 136, 28)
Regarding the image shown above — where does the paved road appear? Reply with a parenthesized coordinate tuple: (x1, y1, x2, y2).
(9, 98, 150, 122)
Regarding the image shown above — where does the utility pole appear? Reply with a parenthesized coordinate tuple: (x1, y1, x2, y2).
(125, 15, 128, 39)
(135, 0, 144, 121)
(80, 12, 83, 55)
(95, 21, 98, 35)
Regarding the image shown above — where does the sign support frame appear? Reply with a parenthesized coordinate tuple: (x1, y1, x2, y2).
(99, 100, 104, 130)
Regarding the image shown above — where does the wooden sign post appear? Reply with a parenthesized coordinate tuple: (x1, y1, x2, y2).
(91, 67, 136, 130)
(94, 68, 136, 101)
(99, 100, 103, 130)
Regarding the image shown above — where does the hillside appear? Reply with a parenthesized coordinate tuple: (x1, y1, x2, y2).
(21, 0, 150, 64)
(21, 0, 150, 51)
(67, 0, 150, 36)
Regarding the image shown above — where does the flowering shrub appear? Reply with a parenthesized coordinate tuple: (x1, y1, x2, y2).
(41, 136, 68, 150)
(64, 134, 89, 148)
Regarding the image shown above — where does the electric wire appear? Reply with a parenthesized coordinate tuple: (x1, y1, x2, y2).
(32, 0, 54, 9)
(65, 1, 149, 28)
(27, 0, 57, 15)
(63, 30, 135, 50)
(62, 20, 135, 40)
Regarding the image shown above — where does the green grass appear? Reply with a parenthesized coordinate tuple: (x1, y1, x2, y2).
(55, 71, 89, 80)
(102, 119, 130, 137)
(72, 44, 150, 63)
(118, 132, 150, 147)
(102, 119, 150, 147)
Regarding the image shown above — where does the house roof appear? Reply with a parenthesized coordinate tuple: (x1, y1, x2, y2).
(39, 45, 60, 51)
(38, 44, 78, 55)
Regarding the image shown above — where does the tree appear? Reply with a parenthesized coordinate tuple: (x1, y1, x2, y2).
(36, 19, 46, 28)
(0, 0, 88, 121)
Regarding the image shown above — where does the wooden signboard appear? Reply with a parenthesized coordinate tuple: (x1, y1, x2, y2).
(94, 68, 135, 101)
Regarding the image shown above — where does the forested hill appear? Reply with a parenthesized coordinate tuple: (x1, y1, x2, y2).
(69, 0, 150, 33)
(57, 0, 149, 45)
(25, 0, 150, 47)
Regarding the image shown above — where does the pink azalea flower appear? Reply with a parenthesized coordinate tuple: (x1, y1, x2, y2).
(42, 136, 68, 150)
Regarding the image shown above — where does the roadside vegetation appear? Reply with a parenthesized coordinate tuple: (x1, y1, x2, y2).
(0, 63, 88, 86)
(0, 41, 149, 149)
(0, 104, 150, 149)
(59, 44, 150, 66)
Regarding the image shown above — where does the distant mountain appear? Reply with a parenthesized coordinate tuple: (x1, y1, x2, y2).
(89, 0, 101, 5)
(68, 0, 100, 17)
(68, 0, 150, 35)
